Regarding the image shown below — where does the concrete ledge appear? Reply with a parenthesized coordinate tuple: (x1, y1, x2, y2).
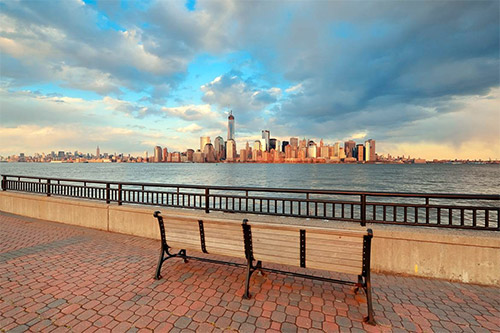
(0, 191, 108, 230)
(1, 191, 499, 286)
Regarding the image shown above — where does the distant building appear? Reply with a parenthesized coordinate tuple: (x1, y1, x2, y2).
(356, 144, 364, 161)
(154, 146, 162, 163)
(262, 130, 270, 151)
(226, 139, 236, 161)
(344, 140, 356, 158)
(214, 136, 225, 160)
(240, 149, 247, 162)
(320, 146, 330, 158)
(193, 150, 204, 163)
(307, 140, 317, 158)
(200, 136, 211, 151)
(96, 146, 100, 158)
(162, 147, 168, 162)
(365, 139, 376, 161)
(203, 143, 216, 163)
(227, 111, 235, 141)
(186, 149, 194, 162)
(269, 138, 277, 151)
(290, 137, 298, 147)
(282, 141, 289, 152)
(253, 140, 261, 152)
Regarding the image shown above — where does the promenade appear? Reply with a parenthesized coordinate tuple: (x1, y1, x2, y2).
(1, 212, 499, 333)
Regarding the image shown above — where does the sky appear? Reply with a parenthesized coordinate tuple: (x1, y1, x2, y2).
(0, 0, 499, 160)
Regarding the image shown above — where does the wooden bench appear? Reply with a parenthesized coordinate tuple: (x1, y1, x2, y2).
(153, 211, 376, 325)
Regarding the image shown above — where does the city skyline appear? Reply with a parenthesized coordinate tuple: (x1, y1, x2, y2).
(6, 111, 497, 164)
(1, 1, 499, 159)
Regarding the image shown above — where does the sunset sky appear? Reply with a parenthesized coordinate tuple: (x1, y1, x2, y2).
(1, 0, 499, 159)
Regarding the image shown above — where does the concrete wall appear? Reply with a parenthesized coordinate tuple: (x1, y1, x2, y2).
(1, 191, 499, 286)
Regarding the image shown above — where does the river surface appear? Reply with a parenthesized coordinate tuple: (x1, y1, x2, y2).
(1, 163, 499, 195)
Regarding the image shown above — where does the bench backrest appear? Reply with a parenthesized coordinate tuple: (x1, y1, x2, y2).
(155, 213, 371, 276)
(249, 222, 368, 275)
(158, 214, 246, 259)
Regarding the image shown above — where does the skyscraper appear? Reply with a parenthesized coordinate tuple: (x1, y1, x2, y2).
(356, 144, 364, 161)
(96, 146, 100, 158)
(200, 136, 211, 151)
(262, 130, 270, 151)
(307, 140, 317, 158)
(227, 111, 235, 141)
(365, 139, 376, 161)
(290, 138, 299, 147)
(214, 136, 225, 160)
(154, 146, 162, 163)
(226, 139, 236, 161)
(344, 140, 356, 158)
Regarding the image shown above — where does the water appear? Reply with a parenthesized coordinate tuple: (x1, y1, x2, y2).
(1, 162, 499, 195)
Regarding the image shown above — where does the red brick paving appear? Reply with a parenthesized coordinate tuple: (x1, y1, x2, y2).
(1, 212, 500, 332)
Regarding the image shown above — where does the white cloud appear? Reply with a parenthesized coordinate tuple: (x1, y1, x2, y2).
(161, 104, 215, 121)
(177, 123, 203, 133)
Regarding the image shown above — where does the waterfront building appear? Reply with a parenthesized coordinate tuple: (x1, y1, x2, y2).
(299, 138, 307, 149)
(171, 152, 181, 162)
(356, 144, 364, 161)
(282, 141, 289, 152)
(154, 146, 162, 163)
(275, 140, 281, 152)
(240, 149, 247, 162)
(344, 140, 356, 158)
(162, 147, 168, 162)
(339, 147, 346, 159)
(227, 111, 235, 141)
(253, 140, 261, 152)
(214, 136, 225, 160)
(200, 136, 211, 151)
(307, 141, 317, 158)
(365, 139, 376, 161)
(270, 138, 277, 151)
(203, 143, 216, 162)
(186, 149, 194, 162)
(290, 137, 298, 147)
(262, 130, 270, 151)
(320, 146, 330, 158)
(193, 150, 204, 163)
(226, 139, 236, 161)
(333, 142, 340, 157)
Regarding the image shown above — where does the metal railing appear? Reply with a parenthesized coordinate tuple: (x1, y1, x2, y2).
(2, 174, 499, 231)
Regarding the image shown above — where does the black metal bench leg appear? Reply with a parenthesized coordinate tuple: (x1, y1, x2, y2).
(155, 248, 166, 280)
(180, 249, 188, 263)
(364, 277, 376, 325)
(354, 275, 363, 294)
(255, 260, 264, 276)
(243, 259, 253, 299)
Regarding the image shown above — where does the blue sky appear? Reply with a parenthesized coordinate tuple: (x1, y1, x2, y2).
(0, 0, 499, 159)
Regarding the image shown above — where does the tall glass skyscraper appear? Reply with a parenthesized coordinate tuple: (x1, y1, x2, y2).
(227, 111, 235, 141)
(262, 130, 270, 151)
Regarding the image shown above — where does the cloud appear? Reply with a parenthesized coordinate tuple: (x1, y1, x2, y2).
(200, 72, 282, 126)
(161, 104, 215, 121)
(176, 123, 203, 133)
(0, 0, 498, 157)
(0, 124, 170, 156)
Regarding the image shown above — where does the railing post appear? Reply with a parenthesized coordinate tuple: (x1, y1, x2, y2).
(46, 179, 51, 197)
(106, 183, 110, 204)
(1, 175, 6, 191)
(118, 184, 122, 205)
(205, 188, 210, 213)
(360, 194, 366, 226)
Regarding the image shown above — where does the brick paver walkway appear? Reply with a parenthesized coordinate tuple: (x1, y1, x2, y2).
(1, 212, 499, 333)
